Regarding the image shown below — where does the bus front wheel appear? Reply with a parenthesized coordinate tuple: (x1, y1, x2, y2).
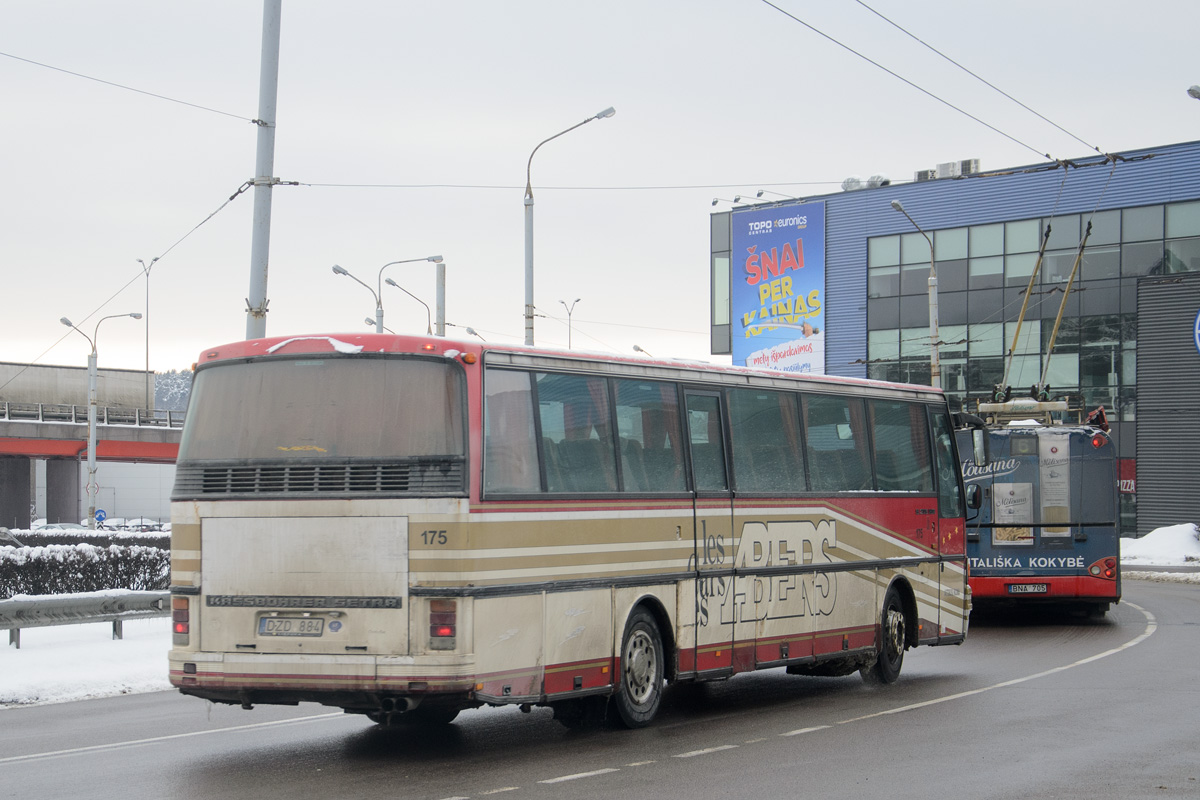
(861, 586, 906, 685)
(614, 607, 664, 728)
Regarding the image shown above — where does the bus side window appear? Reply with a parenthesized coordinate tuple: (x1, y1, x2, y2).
(867, 399, 934, 493)
(685, 393, 728, 492)
(483, 369, 541, 493)
(728, 388, 805, 493)
(803, 394, 871, 492)
(614, 379, 687, 493)
(930, 409, 964, 518)
(536, 372, 618, 493)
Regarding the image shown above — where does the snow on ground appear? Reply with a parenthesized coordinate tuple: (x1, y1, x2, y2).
(0, 617, 171, 708)
(1, 524, 1198, 709)
(1120, 523, 1200, 565)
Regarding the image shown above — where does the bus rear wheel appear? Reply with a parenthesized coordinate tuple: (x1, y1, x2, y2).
(613, 607, 664, 728)
(861, 586, 906, 685)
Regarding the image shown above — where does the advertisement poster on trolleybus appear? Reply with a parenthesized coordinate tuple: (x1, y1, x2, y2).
(730, 202, 826, 373)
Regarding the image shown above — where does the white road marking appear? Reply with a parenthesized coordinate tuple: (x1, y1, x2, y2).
(673, 744, 739, 758)
(539, 768, 620, 784)
(0, 712, 344, 764)
(780, 725, 831, 737)
(479, 788, 519, 795)
(837, 602, 1158, 726)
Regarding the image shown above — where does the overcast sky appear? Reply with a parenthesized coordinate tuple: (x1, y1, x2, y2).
(4, 1, 1198, 375)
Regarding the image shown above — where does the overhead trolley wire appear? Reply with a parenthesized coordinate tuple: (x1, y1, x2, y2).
(0, 182, 255, 395)
(0, 50, 256, 124)
(757, 0, 1054, 164)
(851, 0, 1103, 156)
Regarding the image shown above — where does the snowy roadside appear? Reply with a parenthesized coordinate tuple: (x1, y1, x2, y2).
(1120, 523, 1200, 584)
(0, 617, 171, 708)
(1, 523, 1198, 709)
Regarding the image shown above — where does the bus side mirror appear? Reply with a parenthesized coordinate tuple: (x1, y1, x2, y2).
(966, 483, 982, 510)
(972, 428, 987, 467)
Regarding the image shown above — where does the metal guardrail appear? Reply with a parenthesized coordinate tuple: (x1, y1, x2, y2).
(1, 590, 169, 649)
(0, 401, 185, 428)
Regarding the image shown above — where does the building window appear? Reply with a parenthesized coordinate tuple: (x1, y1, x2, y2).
(1122, 205, 1163, 242)
(1166, 200, 1200, 239)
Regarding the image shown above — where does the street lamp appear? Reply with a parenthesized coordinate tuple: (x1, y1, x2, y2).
(633, 344, 653, 357)
(1188, 85, 1200, 100)
(331, 255, 442, 333)
(137, 257, 158, 412)
(890, 199, 941, 389)
(524, 106, 616, 346)
(60, 312, 142, 530)
(384, 278, 433, 335)
(559, 298, 580, 349)
(365, 317, 395, 334)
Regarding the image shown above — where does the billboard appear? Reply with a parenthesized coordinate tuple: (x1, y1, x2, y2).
(729, 202, 826, 373)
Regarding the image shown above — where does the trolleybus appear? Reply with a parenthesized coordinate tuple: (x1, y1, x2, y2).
(168, 333, 978, 728)
(957, 416, 1120, 615)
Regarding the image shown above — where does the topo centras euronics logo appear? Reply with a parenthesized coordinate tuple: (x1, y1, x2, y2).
(745, 213, 810, 236)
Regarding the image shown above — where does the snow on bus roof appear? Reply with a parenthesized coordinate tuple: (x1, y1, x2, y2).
(202, 334, 942, 395)
(265, 336, 364, 355)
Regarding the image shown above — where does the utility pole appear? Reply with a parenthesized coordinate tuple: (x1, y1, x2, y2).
(245, 0, 282, 340)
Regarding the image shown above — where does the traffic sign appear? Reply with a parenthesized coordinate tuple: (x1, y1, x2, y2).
(95, 509, 107, 522)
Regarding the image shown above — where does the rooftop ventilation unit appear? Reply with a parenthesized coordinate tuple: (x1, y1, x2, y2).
(915, 159, 980, 182)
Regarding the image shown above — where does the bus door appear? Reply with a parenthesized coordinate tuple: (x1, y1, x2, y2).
(930, 408, 968, 640)
(684, 390, 735, 677)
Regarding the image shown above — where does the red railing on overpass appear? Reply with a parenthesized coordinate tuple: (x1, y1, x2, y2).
(0, 402, 182, 463)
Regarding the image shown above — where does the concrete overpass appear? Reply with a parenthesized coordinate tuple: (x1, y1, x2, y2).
(0, 402, 182, 528)
(1, 357, 185, 528)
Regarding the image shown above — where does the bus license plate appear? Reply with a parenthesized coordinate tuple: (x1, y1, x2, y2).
(1007, 583, 1048, 594)
(258, 617, 325, 637)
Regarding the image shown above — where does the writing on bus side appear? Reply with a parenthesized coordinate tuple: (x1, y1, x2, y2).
(693, 519, 838, 626)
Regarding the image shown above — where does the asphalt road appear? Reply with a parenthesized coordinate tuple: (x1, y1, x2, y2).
(3, 579, 1196, 800)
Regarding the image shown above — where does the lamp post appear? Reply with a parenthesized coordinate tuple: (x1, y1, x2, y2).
(559, 298, 580, 349)
(331, 255, 441, 333)
(890, 199, 941, 389)
(60, 312, 142, 529)
(524, 106, 615, 346)
(1188, 85, 1200, 100)
(365, 317, 395, 334)
(633, 344, 653, 357)
(137, 257, 158, 412)
(384, 278, 433, 335)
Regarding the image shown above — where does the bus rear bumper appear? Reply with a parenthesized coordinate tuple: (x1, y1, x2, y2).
(168, 650, 478, 708)
(969, 574, 1120, 602)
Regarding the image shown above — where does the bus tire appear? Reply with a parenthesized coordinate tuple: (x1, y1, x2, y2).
(861, 585, 906, 686)
(613, 607, 664, 728)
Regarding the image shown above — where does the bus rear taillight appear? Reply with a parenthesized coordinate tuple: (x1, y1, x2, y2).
(1091, 433, 1108, 449)
(429, 599, 456, 651)
(1088, 557, 1118, 580)
(172, 596, 190, 645)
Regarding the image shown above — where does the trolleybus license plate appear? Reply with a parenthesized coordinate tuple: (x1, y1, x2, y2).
(258, 617, 324, 637)
(1007, 583, 1048, 594)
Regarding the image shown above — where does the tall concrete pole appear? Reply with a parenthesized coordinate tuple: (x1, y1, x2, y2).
(245, 0, 282, 340)
(436, 261, 446, 336)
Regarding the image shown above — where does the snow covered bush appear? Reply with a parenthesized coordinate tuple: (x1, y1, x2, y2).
(0, 543, 169, 598)
(16, 529, 169, 550)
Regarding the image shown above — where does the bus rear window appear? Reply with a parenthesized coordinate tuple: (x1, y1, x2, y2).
(178, 356, 465, 461)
